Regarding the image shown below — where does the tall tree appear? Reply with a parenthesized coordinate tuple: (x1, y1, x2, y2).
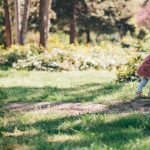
(20, 0, 30, 45)
(53, 0, 145, 43)
(39, 0, 52, 47)
(70, 0, 76, 43)
(3, 0, 12, 47)
(14, 0, 21, 44)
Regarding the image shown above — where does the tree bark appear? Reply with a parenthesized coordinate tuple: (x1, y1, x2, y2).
(39, 0, 52, 48)
(20, 0, 30, 45)
(3, 0, 12, 47)
(14, 0, 21, 44)
(70, 0, 76, 44)
(86, 30, 91, 43)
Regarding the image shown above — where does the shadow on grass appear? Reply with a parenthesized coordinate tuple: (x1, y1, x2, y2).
(0, 64, 11, 70)
(1, 112, 150, 149)
(0, 82, 124, 107)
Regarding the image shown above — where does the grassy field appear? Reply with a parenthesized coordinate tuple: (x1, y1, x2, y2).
(0, 70, 150, 150)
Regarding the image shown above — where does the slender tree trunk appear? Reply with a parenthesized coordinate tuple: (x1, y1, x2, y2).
(14, 0, 21, 44)
(86, 30, 91, 43)
(3, 0, 12, 47)
(20, 0, 30, 45)
(70, 0, 76, 44)
(39, 0, 52, 48)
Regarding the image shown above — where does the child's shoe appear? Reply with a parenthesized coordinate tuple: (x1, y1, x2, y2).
(135, 92, 144, 99)
(136, 92, 142, 97)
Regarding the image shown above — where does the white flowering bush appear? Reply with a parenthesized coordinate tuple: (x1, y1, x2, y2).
(0, 41, 136, 71)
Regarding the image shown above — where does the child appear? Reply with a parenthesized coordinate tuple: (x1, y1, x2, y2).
(136, 54, 150, 97)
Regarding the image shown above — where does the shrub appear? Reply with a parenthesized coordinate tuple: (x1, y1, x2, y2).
(12, 49, 101, 71)
(116, 55, 143, 82)
(0, 37, 139, 72)
(1, 44, 42, 66)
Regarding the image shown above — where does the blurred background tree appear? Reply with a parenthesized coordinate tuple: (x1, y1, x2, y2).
(0, 0, 148, 46)
(20, 0, 30, 45)
(52, 0, 146, 44)
(39, 0, 52, 47)
(3, 0, 12, 47)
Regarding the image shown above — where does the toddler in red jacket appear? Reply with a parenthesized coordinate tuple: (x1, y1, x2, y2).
(136, 55, 150, 97)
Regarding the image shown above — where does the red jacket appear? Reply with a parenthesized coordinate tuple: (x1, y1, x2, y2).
(137, 55, 150, 77)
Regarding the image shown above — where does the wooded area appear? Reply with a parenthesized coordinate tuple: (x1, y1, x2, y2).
(0, 0, 150, 48)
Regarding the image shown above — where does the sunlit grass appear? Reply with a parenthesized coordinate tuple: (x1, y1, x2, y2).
(1, 70, 150, 149)
(0, 69, 138, 107)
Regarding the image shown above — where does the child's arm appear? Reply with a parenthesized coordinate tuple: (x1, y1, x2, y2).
(142, 55, 150, 65)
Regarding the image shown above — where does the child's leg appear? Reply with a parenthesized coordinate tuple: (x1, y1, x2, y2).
(136, 77, 149, 95)
(147, 78, 150, 97)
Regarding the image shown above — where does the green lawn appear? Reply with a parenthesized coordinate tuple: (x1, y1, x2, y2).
(0, 70, 150, 150)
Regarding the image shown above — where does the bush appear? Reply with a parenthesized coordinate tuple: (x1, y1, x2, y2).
(1, 44, 43, 65)
(116, 55, 143, 82)
(0, 36, 139, 72)
(12, 49, 101, 71)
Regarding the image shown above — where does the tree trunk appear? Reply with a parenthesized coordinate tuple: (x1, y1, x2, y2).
(39, 0, 52, 48)
(3, 0, 12, 47)
(14, 0, 21, 44)
(86, 30, 91, 43)
(20, 0, 30, 45)
(70, 0, 76, 44)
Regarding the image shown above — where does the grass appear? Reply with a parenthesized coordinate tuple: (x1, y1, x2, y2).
(0, 69, 150, 150)
(0, 70, 137, 107)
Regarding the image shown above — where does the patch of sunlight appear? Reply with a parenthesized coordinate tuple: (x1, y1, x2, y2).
(67, 86, 103, 95)
(19, 113, 63, 125)
(124, 137, 150, 149)
(47, 134, 83, 142)
(58, 119, 82, 130)
(2, 128, 38, 137)
(2, 144, 30, 150)
(0, 70, 116, 88)
(26, 110, 63, 119)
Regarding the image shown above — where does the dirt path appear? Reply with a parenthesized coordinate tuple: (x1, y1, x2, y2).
(5, 102, 107, 116)
(4, 98, 150, 116)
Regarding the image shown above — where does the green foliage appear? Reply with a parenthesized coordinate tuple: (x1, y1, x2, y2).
(1, 44, 42, 65)
(52, 0, 143, 38)
(85, 0, 133, 34)
(6, 51, 21, 65)
(117, 55, 143, 82)
(0, 39, 134, 71)
(11, 48, 101, 71)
